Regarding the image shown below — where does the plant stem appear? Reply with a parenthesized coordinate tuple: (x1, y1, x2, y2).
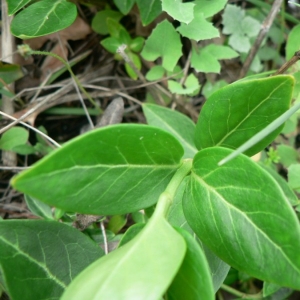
(221, 284, 263, 299)
(154, 159, 192, 219)
(26, 49, 97, 107)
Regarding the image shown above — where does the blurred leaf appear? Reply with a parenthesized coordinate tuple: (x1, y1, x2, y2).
(24, 194, 53, 220)
(277, 145, 299, 168)
(107, 215, 127, 234)
(0, 220, 104, 300)
(113, 0, 135, 15)
(146, 65, 165, 81)
(202, 80, 228, 99)
(129, 36, 144, 52)
(0, 62, 25, 87)
(194, 0, 227, 18)
(286, 23, 300, 61)
(7, 0, 31, 14)
(168, 73, 200, 96)
(0, 127, 28, 151)
(124, 52, 141, 80)
(92, 9, 123, 35)
(136, 0, 162, 26)
(195, 76, 294, 156)
(11, 0, 77, 38)
(161, 0, 195, 24)
(184, 147, 300, 289)
(12, 125, 184, 215)
(288, 164, 300, 192)
(106, 18, 131, 43)
(141, 20, 182, 72)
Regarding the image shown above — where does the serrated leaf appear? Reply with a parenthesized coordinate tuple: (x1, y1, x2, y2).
(0, 127, 28, 151)
(0, 220, 103, 300)
(161, 0, 195, 24)
(183, 147, 300, 289)
(11, 124, 184, 215)
(24, 194, 53, 220)
(113, 0, 135, 15)
(142, 104, 197, 159)
(194, 0, 227, 18)
(168, 73, 200, 96)
(7, 0, 31, 14)
(10, 0, 77, 39)
(191, 44, 238, 73)
(136, 0, 162, 26)
(167, 228, 214, 300)
(141, 20, 182, 71)
(61, 202, 186, 300)
(195, 76, 294, 156)
(222, 4, 261, 52)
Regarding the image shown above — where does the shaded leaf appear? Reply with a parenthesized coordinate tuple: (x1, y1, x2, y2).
(0, 220, 103, 300)
(142, 104, 197, 159)
(194, 0, 227, 18)
(195, 76, 294, 156)
(11, 0, 77, 39)
(24, 194, 53, 219)
(288, 164, 300, 192)
(184, 147, 300, 289)
(136, 0, 162, 26)
(7, 0, 31, 14)
(141, 20, 182, 71)
(146, 65, 165, 81)
(161, 0, 195, 24)
(11, 124, 184, 215)
(113, 0, 135, 15)
(168, 73, 200, 96)
(0, 127, 28, 151)
(0, 62, 26, 87)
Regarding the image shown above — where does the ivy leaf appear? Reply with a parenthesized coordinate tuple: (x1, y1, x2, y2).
(10, 0, 77, 39)
(141, 20, 182, 71)
(191, 44, 238, 73)
(161, 0, 195, 24)
(195, 75, 294, 156)
(177, 1, 221, 41)
(222, 4, 261, 52)
(184, 147, 300, 290)
(168, 73, 200, 95)
(113, 0, 135, 15)
(142, 103, 197, 159)
(0, 220, 104, 300)
(11, 125, 184, 215)
(136, 0, 162, 26)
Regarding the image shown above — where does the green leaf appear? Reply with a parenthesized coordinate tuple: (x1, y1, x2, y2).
(142, 104, 197, 159)
(141, 20, 182, 72)
(10, 0, 77, 39)
(194, 0, 227, 18)
(286, 24, 300, 62)
(168, 73, 200, 96)
(61, 201, 186, 300)
(24, 194, 54, 220)
(277, 144, 299, 168)
(91, 9, 123, 35)
(129, 36, 144, 52)
(136, 0, 162, 26)
(202, 80, 228, 99)
(0, 220, 104, 300)
(184, 147, 300, 289)
(0, 127, 28, 151)
(161, 0, 195, 24)
(7, 0, 31, 14)
(195, 76, 294, 156)
(124, 52, 141, 80)
(258, 163, 299, 206)
(101, 37, 122, 53)
(263, 282, 293, 299)
(191, 44, 238, 73)
(118, 223, 145, 247)
(167, 179, 230, 292)
(11, 124, 184, 215)
(106, 18, 131, 43)
(0, 62, 25, 87)
(113, 0, 135, 15)
(288, 164, 300, 192)
(145, 65, 166, 81)
(167, 228, 214, 300)
(222, 4, 261, 52)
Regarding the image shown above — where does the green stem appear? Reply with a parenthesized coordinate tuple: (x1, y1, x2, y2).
(221, 284, 263, 299)
(154, 159, 192, 219)
(28, 50, 97, 107)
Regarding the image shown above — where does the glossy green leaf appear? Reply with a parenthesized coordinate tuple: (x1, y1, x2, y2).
(161, 0, 195, 24)
(142, 104, 197, 159)
(184, 147, 300, 289)
(195, 75, 294, 156)
(177, 13, 219, 42)
(10, 0, 77, 39)
(0, 220, 104, 300)
(222, 4, 260, 52)
(258, 163, 298, 206)
(191, 44, 238, 73)
(7, 0, 31, 14)
(136, 0, 162, 26)
(24, 194, 54, 219)
(91, 9, 123, 35)
(141, 20, 182, 72)
(0, 62, 25, 87)
(113, 0, 135, 15)
(167, 228, 214, 300)
(61, 200, 186, 300)
(0, 127, 28, 151)
(12, 124, 184, 215)
(168, 178, 230, 292)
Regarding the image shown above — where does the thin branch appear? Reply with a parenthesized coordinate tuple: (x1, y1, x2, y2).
(239, 0, 283, 79)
